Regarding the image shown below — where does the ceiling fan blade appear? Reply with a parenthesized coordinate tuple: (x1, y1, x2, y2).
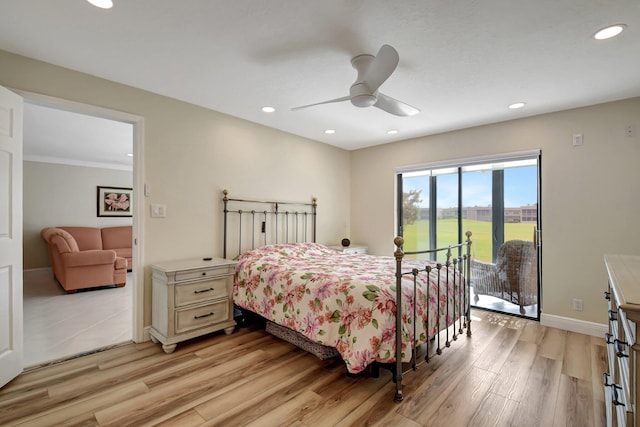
(374, 93, 420, 116)
(363, 45, 399, 92)
(291, 96, 351, 111)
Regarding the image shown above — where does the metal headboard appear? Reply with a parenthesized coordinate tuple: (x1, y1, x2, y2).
(222, 189, 317, 259)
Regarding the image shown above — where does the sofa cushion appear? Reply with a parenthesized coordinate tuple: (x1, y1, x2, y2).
(61, 227, 103, 251)
(101, 226, 133, 251)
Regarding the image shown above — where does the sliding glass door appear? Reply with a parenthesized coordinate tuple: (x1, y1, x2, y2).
(397, 153, 541, 319)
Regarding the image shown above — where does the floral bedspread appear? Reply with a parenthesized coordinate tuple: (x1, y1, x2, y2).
(233, 243, 467, 373)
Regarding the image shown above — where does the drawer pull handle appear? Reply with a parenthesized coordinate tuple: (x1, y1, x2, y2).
(194, 312, 214, 319)
(615, 339, 629, 358)
(612, 384, 625, 407)
(194, 287, 214, 294)
(604, 291, 611, 301)
(603, 372, 613, 386)
(605, 333, 614, 345)
(608, 309, 618, 321)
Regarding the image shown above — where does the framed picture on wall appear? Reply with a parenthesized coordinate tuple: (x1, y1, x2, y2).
(97, 186, 133, 217)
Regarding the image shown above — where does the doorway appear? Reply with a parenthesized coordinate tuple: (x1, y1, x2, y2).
(396, 151, 541, 320)
(19, 91, 144, 367)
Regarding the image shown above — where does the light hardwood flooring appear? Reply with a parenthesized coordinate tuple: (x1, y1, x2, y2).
(23, 269, 133, 368)
(0, 309, 606, 426)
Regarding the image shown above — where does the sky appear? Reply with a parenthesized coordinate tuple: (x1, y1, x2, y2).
(404, 165, 537, 209)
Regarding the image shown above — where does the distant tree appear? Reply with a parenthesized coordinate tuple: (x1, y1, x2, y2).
(403, 189, 422, 225)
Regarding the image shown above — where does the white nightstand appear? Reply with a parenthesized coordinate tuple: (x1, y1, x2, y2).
(328, 245, 368, 254)
(150, 257, 236, 353)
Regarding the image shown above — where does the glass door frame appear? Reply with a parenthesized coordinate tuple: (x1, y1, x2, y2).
(396, 150, 542, 320)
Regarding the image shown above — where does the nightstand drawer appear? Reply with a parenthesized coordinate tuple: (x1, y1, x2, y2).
(328, 245, 368, 254)
(175, 300, 230, 334)
(175, 277, 230, 307)
(174, 266, 234, 282)
(342, 246, 367, 254)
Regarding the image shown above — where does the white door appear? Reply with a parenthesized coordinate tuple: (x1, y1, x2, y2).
(0, 86, 23, 388)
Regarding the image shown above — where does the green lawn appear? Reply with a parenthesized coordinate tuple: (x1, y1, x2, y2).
(402, 219, 536, 262)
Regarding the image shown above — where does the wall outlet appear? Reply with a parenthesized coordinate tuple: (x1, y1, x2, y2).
(572, 133, 583, 146)
(572, 298, 583, 311)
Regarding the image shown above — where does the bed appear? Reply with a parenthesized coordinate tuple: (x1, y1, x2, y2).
(223, 190, 472, 401)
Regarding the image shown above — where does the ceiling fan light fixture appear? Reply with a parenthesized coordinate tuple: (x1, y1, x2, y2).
(508, 102, 526, 109)
(87, 0, 114, 9)
(594, 24, 626, 40)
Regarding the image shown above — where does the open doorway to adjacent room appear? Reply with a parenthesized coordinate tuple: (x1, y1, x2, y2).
(21, 96, 142, 367)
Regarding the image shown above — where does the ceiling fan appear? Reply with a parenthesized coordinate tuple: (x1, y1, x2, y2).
(292, 44, 420, 117)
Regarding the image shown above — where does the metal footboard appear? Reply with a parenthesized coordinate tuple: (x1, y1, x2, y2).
(393, 231, 473, 402)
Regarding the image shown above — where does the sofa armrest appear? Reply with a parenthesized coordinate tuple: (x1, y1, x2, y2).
(61, 249, 117, 268)
(42, 227, 80, 254)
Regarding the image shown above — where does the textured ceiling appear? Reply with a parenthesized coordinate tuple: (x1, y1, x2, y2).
(2, 0, 640, 156)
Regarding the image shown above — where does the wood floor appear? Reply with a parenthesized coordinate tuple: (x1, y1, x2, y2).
(0, 309, 606, 426)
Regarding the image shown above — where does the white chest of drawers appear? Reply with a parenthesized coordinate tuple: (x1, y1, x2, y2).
(150, 257, 236, 353)
(604, 254, 640, 427)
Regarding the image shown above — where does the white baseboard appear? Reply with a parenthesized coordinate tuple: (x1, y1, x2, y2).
(142, 325, 152, 342)
(24, 267, 52, 273)
(540, 313, 607, 338)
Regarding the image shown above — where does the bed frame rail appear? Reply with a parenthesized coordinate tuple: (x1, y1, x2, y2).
(392, 231, 473, 402)
(222, 189, 317, 259)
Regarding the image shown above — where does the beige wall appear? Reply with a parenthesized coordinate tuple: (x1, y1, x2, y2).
(351, 97, 640, 324)
(1, 50, 351, 328)
(23, 161, 133, 270)
(5, 47, 638, 328)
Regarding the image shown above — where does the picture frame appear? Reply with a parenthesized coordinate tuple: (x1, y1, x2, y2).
(97, 186, 133, 217)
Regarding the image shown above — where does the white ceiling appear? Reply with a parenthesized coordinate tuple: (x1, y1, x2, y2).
(2, 0, 640, 155)
(23, 103, 133, 170)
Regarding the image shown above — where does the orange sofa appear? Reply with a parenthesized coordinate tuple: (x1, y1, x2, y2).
(41, 226, 132, 293)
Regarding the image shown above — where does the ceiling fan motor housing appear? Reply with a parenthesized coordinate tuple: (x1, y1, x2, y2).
(350, 54, 377, 107)
(350, 83, 377, 107)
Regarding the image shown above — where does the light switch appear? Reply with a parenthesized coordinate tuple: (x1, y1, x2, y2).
(151, 204, 166, 218)
(144, 183, 151, 197)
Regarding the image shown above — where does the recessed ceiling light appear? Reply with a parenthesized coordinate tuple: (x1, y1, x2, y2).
(324, 129, 335, 134)
(387, 129, 399, 135)
(508, 102, 526, 109)
(87, 0, 113, 9)
(261, 106, 275, 113)
(594, 24, 626, 40)
(127, 153, 133, 157)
